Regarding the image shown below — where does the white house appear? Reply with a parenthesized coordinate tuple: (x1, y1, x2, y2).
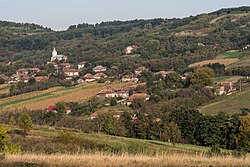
(121, 75, 138, 82)
(125, 45, 139, 55)
(63, 69, 79, 79)
(93, 65, 107, 73)
(78, 61, 86, 69)
(83, 73, 95, 82)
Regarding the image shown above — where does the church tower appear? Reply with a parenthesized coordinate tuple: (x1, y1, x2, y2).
(52, 47, 57, 57)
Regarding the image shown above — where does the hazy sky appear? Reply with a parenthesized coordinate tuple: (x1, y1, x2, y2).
(0, 0, 249, 30)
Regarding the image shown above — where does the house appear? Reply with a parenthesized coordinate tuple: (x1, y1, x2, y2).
(83, 73, 95, 82)
(216, 82, 236, 95)
(243, 45, 250, 50)
(10, 74, 20, 83)
(16, 68, 29, 76)
(61, 63, 71, 69)
(121, 75, 138, 82)
(47, 105, 72, 114)
(51, 47, 67, 62)
(97, 89, 117, 98)
(155, 70, 175, 79)
(19, 75, 30, 83)
(35, 76, 49, 82)
(116, 91, 129, 98)
(90, 112, 98, 120)
(127, 93, 150, 106)
(93, 65, 107, 73)
(78, 61, 86, 69)
(29, 68, 40, 74)
(93, 73, 108, 80)
(111, 66, 119, 70)
(125, 45, 139, 55)
(77, 78, 85, 84)
(63, 69, 79, 78)
(135, 66, 148, 76)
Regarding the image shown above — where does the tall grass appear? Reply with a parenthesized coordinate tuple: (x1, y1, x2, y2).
(2, 153, 249, 167)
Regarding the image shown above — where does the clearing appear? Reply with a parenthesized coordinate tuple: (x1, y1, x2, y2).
(188, 50, 242, 68)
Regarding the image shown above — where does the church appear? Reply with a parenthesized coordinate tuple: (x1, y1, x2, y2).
(51, 47, 67, 62)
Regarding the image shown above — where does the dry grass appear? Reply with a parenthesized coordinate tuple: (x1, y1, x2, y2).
(188, 58, 238, 68)
(0, 84, 10, 89)
(2, 153, 249, 167)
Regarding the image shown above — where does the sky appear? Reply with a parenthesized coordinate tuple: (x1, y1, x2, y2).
(0, 0, 249, 31)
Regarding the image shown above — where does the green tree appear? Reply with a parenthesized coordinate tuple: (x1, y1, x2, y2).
(55, 101, 67, 114)
(110, 97, 117, 106)
(189, 67, 214, 89)
(9, 116, 16, 127)
(0, 125, 10, 154)
(237, 116, 250, 151)
(162, 122, 182, 144)
(18, 113, 33, 134)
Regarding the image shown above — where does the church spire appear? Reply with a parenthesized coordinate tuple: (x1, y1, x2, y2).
(52, 47, 57, 57)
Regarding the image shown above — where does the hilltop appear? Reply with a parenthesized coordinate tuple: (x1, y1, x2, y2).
(0, 6, 249, 71)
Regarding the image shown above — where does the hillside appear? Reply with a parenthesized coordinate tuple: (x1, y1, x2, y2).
(0, 21, 52, 39)
(2, 126, 248, 167)
(0, 7, 249, 73)
(199, 86, 250, 115)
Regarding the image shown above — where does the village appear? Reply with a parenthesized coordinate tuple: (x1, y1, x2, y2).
(0, 45, 243, 121)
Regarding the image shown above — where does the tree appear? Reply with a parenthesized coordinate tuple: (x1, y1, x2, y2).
(189, 67, 214, 89)
(18, 113, 33, 134)
(110, 97, 117, 106)
(165, 73, 183, 89)
(161, 122, 182, 144)
(55, 101, 67, 114)
(9, 116, 16, 127)
(0, 125, 10, 154)
(237, 116, 250, 151)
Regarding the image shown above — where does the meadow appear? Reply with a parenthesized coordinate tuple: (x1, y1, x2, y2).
(199, 86, 250, 115)
(188, 50, 241, 68)
(0, 82, 133, 111)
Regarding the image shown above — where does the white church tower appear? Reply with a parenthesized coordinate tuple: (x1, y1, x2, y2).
(52, 47, 57, 57)
(51, 47, 67, 62)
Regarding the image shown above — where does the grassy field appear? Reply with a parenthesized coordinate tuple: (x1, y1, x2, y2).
(188, 58, 238, 68)
(214, 76, 244, 82)
(2, 126, 249, 167)
(188, 50, 241, 68)
(0, 82, 133, 111)
(199, 87, 250, 115)
(2, 153, 249, 167)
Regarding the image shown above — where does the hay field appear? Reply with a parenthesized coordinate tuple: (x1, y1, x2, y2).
(188, 58, 238, 68)
(0, 82, 132, 111)
(2, 153, 249, 167)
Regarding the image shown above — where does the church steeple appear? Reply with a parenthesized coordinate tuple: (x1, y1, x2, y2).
(52, 47, 57, 57)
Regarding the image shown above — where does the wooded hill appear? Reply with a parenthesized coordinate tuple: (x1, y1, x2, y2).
(0, 6, 249, 73)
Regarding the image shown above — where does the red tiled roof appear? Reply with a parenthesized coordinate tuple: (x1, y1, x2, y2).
(128, 93, 150, 102)
(84, 73, 94, 79)
(63, 69, 78, 72)
(48, 106, 72, 111)
(29, 68, 40, 71)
